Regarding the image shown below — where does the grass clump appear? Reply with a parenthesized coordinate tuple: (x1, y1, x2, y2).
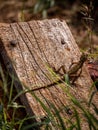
(0, 62, 98, 129)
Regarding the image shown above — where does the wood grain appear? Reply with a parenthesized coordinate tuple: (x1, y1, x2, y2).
(0, 19, 97, 129)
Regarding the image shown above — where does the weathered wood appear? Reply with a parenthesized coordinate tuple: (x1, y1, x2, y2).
(0, 19, 97, 129)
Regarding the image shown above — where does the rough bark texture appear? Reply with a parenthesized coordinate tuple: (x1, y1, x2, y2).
(0, 19, 97, 129)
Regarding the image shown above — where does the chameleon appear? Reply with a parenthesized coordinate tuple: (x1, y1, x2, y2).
(31, 53, 88, 91)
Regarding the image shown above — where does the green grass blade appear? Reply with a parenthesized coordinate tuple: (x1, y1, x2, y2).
(64, 74, 70, 85)
(70, 95, 97, 129)
(73, 108, 81, 130)
(49, 102, 66, 130)
(0, 64, 8, 96)
(8, 77, 14, 104)
(92, 103, 98, 115)
(88, 90, 97, 107)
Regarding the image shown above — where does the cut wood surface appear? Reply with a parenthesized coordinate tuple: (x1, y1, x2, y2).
(0, 19, 97, 129)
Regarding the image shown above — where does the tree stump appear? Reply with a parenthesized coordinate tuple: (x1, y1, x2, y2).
(0, 19, 97, 129)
